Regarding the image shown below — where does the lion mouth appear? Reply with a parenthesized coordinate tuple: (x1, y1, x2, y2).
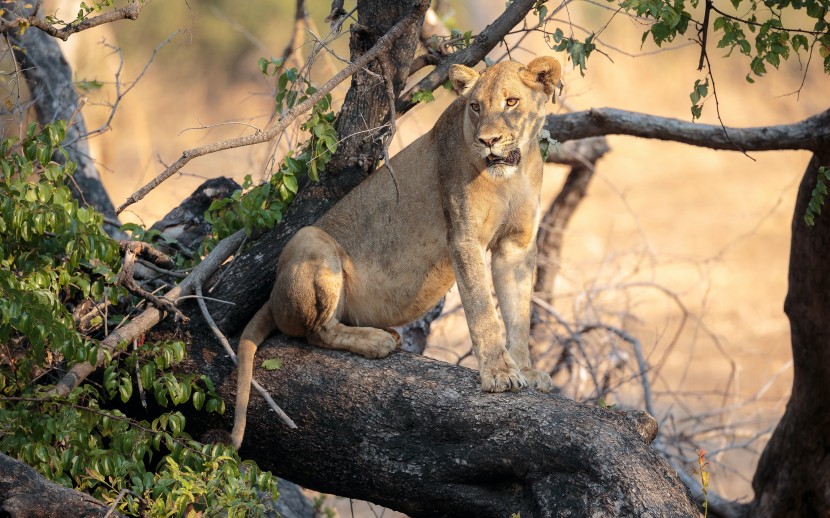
(486, 149, 521, 167)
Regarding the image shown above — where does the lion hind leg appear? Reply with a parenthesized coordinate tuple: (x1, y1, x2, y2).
(309, 318, 397, 359)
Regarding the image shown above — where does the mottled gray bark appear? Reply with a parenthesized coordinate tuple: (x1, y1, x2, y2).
(181, 331, 698, 517)
(544, 107, 830, 151)
(0, 453, 121, 517)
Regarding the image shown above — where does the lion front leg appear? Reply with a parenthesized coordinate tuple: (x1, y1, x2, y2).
(450, 240, 527, 392)
(492, 237, 553, 393)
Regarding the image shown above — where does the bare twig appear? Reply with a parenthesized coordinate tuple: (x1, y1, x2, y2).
(397, 0, 539, 114)
(0, 1, 143, 41)
(52, 229, 248, 396)
(117, 241, 187, 322)
(378, 55, 400, 201)
(195, 284, 296, 429)
(115, 0, 429, 215)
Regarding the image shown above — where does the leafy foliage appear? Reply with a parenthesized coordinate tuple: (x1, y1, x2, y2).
(412, 89, 436, 103)
(804, 165, 830, 226)
(202, 58, 338, 253)
(0, 120, 120, 394)
(613, 0, 830, 116)
(538, 129, 560, 161)
(545, 28, 596, 76)
(0, 121, 278, 515)
(689, 78, 709, 119)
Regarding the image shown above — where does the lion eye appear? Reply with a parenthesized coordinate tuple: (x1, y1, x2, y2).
(505, 98, 519, 107)
(470, 102, 480, 112)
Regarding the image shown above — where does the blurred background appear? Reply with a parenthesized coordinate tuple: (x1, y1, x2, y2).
(14, 0, 828, 514)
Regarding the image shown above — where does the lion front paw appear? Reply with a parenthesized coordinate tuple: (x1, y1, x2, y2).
(480, 357, 527, 392)
(521, 368, 553, 393)
(363, 329, 397, 359)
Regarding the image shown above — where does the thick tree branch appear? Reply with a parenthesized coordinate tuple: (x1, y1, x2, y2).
(396, 0, 538, 114)
(750, 147, 830, 517)
(182, 333, 698, 517)
(544, 107, 830, 151)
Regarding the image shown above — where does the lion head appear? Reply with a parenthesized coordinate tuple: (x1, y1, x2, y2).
(449, 56, 561, 178)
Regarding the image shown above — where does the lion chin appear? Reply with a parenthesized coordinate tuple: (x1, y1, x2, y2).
(485, 149, 521, 178)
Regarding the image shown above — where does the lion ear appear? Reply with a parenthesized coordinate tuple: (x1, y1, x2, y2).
(449, 64, 480, 96)
(521, 56, 562, 97)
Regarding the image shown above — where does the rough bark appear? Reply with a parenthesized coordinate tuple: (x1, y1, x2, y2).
(181, 331, 697, 517)
(750, 148, 830, 517)
(544, 107, 830, 151)
(149, 176, 241, 258)
(0, 453, 121, 517)
(204, 0, 426, 332)
(396, 0, 539, 114)
(6, 2, 121, 236)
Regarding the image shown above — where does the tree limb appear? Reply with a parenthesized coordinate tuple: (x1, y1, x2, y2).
(182, 332, 698, 517)
(0, 453, 122, 517)
(396, 0, 539, 114)
(544, 107, 830, 152)
(0, 1, 142, 41)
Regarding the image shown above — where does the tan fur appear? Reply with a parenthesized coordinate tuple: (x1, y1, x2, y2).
(231, 57, 562, 449)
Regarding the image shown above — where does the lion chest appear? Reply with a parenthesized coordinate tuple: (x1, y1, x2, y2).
(443, 171, 540, 251)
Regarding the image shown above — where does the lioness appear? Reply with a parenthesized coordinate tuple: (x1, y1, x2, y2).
(231, 56, 561, 449)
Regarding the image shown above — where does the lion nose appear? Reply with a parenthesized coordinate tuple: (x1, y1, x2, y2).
(478, 135, 501, 147)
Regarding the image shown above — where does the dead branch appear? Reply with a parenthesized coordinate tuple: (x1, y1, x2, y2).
(194, 283, 296, 429)
(52, 229, 248, 396)
(544, 107, 830, 152)
(115, 0, 430, 215)
(117, 241, 187, 322)
(0, 1, 142, 41)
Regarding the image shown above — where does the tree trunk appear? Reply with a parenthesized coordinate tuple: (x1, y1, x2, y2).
(181, 330, 698, 517)
(203, 0, 425, 332)
(7, 2, 121, 236)
(750, 148, 830, 517)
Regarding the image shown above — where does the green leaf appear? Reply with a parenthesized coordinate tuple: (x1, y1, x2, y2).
(411, 89, 436, 104)
(261, 358, 282, 370)
(283, 173, 298, 194)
